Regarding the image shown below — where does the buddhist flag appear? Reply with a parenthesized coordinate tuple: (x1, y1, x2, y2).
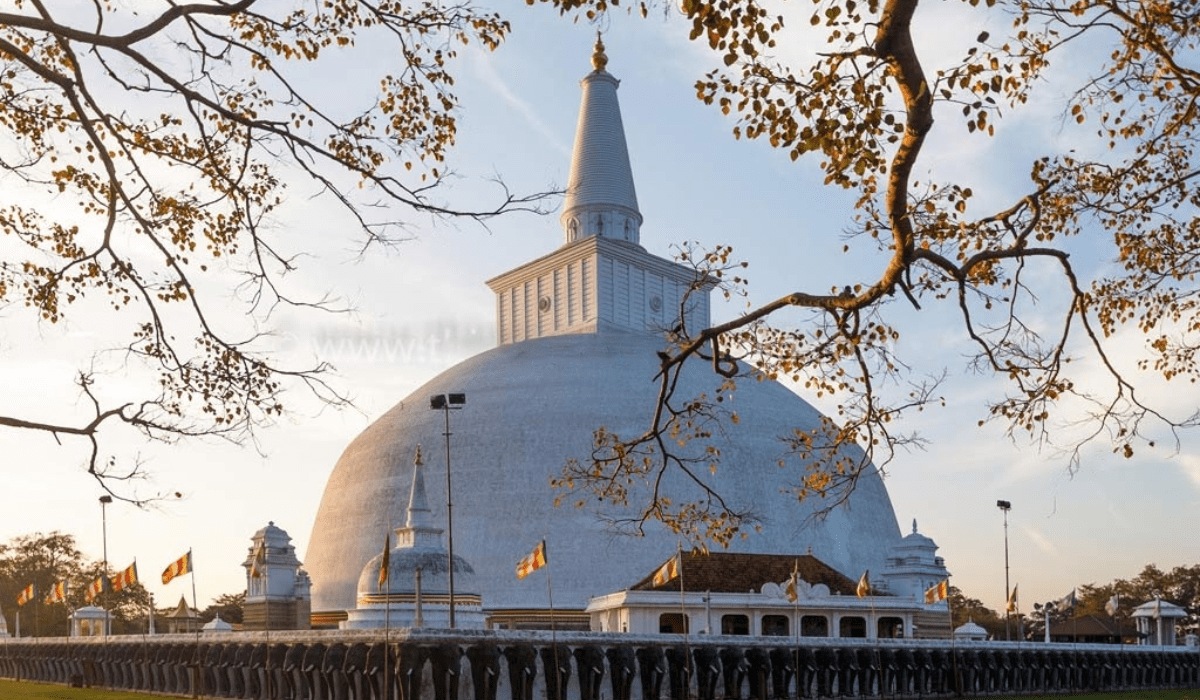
(162, 551, 192, 585)
(924, 579, 949, 604)
(856, 570, 870, 598)
(1055, 589, 1076, 613)
(378, 533, 391, 591)
(1006, 584, 1019, 613)
(250, 541, 266, 579)
(784, 561, 800, 603)
(651, 554, 681, 587)
(110, 561, 138, 592)
(16, 584, 34, 607)
(44, 580, 67, 605)
(84, 575, 110, 603)
(515, 540, 547, 580)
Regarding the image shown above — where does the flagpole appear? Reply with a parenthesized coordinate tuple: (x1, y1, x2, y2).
(676, 544, 688, 638)
(1072, 613, 1079, 689)
(64, 585, 74, 674)
(867, 590, 881, 700)
(857, 570, 881, 699)
(3, 610, 9, 679)
(190, 550, 201, 699)
(791, 562, 800, 700)
(546, 539, 561, 700)
(383, 522, 391, 700)
(676, 544, 692, 688)
(265, 549, 272, 700)
(262, 540, 272, 700)
(944, 580, 960, 697)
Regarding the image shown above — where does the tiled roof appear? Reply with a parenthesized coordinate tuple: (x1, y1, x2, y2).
(630, 552, 861, 596)
(166, 595, 199, 619)
(1048, 614, 1141, 638)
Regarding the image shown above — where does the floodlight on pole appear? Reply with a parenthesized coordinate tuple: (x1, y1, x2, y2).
(997, 499, 1012, 641)
(99, 495, 113, 639)
(430, 392, 465, 628)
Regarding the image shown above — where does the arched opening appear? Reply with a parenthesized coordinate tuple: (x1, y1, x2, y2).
(839, 616, 867, 638)
(762, 614, 790, 636)
(801, 615, 829, 637)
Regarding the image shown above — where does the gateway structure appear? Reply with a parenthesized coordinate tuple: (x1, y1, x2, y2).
(304, 39, 906, 629)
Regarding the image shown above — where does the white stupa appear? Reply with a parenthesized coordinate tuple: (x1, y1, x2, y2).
(341, 447, 485, 629)
(304, 37, 904, 629)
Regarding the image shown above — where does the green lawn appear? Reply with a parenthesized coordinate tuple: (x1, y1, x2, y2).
(1018, 692, 1199, 700)
(0, 679, 189, 699)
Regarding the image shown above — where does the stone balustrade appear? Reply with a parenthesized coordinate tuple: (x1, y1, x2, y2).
(1, 629, 1196, 699)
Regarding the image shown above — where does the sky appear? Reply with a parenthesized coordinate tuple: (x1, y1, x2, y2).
(1, 1, 1198, 624)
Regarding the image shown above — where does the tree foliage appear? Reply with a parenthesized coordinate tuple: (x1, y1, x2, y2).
(202, 590, 245, 624)
(0, 0, 545, 496)
(0, 531, 149, 636)
(1020, 563, 1200, 642)
(544, 0, 1200, 543)
(1072, 563, 1200, 633)
(0, 531, 87, 637)
(948, 585, 1006, 639)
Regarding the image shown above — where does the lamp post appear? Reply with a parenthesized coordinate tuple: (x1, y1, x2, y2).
(430, 392, 465, 628)
(99, 495, 113, 639)
(997, 499, 1012, 641)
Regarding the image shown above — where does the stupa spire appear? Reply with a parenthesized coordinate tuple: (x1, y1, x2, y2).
(486, 32, 712, 344)
(396, 445, 442, 548)
(560, 33, 642, 246)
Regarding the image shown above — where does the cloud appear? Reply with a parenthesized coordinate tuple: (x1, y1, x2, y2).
(467, 47, 571, 158)
(1021, 524, 1059, 557)
(1177, 453, 1200, 490)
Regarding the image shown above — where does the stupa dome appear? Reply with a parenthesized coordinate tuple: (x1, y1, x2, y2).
(357, 549, 476, 599)
(303, 40, 904, 627)
(305, 329, 903, 623)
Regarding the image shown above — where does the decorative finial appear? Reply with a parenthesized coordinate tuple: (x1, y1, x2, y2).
(591, 32, 608, 72)
(414, 445, 423, 467)
(912, 518, 918, 534)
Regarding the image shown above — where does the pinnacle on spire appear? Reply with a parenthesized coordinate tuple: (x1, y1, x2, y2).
(591, 32, 608, 72)
(560, 36, 642, 246)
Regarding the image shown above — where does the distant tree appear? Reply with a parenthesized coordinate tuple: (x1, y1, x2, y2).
(0, 532, 89, 636)
(543, 0, 1200, 544)
(202, 591, 246, 625)
(1117, 563, 1200, 632)
(104, 581, 155, 635)
(948, 585, 1005, 640)
(1076, 582, 1119, 618)
(0, 531, 166, 636)
(1030, 562, 1200, 641)
(0, 1, 548, 496)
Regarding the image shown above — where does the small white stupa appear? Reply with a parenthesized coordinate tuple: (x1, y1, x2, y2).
(201, 614, 233, 633)
(954, 618, 988, 642)
(341, 447, 485, 629)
